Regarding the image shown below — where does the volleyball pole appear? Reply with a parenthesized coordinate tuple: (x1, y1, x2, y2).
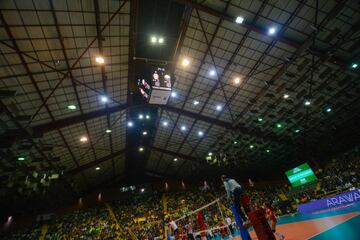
(230, 204, 252, 240)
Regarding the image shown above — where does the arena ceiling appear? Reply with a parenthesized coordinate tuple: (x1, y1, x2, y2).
(0, 0, 359, 208)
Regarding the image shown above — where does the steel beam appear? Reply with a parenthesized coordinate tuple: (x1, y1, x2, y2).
(65, 149, 127, 176)
(32, 104, 128, 134)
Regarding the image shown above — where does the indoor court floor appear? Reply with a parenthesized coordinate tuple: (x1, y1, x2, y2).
(225, 203, 360, 240)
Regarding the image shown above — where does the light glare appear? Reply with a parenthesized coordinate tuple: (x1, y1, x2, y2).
(235, 16, 244, 24)
(198, 131, 204, 136)
(95, 167, 100, 171)
(268, 27, 276, 35)
(80, 136, 88, 142)
(151, 36, 157, 43)
(101, 96, 108, 103)
(95, 56, 105, 64)
(193, 100, 199, 105)
(182, 58, 190, 66)
(234, 77, 241, 84)
(127, 121, 134, 127)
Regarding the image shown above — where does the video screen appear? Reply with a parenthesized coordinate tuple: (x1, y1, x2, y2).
(285, 163, 317, 188)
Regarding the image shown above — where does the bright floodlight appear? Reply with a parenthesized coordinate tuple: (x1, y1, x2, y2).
(182, 58, 190, 66)
(95, 56, 105, 64)
(351, 63, 358, 69)
(216, 105, 222, 111)
(138, 114, 144, 119)
(208, 152, 212, 156)
(67, 104, 77, 110)
(146, 115, 150, 119)
(158, 37, 164, 44)
(162, 121, 168, 127)
(17, 156, 25, 161)
(80, 136, 88, 142)
(268, 27, 276, 35)
(142, 131, 148, 135)
(151, 36, 157, 43)
(105, 129, 112, 133)
(127, 121, 134, 127)
(193, 100, 199, 105)
(295, 129, 300, 133)
(180, 125, 186, 131)
(173, 158, 178, 162)
(171, 92, 177, 97)
(209, 69, 216, 76)
(235, 16, 244, 24)
(141, 188, 145, 192)
(100, 96, 108, 103)
(234, 77, 241, 84)
(139, 147, 144, 152)
(198, 131, 204, 137)
(249, 145, 254, 149)
(304, 100, 311, 106)
(326, 107, 332, 112)
(283, 94, 289, 99)
(266, 149, 270, 153)
(234, 141, 238, 144)
(95, 167, 100, 171)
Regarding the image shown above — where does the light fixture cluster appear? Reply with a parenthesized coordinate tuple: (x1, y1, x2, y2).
(150, 36, 164, 44)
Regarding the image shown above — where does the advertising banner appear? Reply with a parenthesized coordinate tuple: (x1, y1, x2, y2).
(297, 188, 360, 213)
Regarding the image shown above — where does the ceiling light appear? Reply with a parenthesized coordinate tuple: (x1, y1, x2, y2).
(295, 129, 300, 133)
(268, 27, 276, 35)
(181, 125, 186, 131)
(234, 141, 238, 144)
(142, 131, 148, 135)
(216, 105, 222, 111)
(235, 16, 244, 24)
(17, 156, 25, 161)
(276, 123, 283, 128)
(67, 104, 77, 110)
(127, 121, 134, 127)
(249, 145, 254, 149)
(266, 149, 270, 153)
(95, 167, 100, 171)
(100, 96, 108, 103)
(326, 107, 332, 113)
(139, 147, 144, 152)
(283, 94, 289, 99)
(193, 100, 199, 105)
(95, 56, 105, 64)
(80, 136, 88, 143)
(138, 114, 144, 119)
(182, 58, 190, 66)
(173, 158, 178, 162)
(304, 100, 311, 106)
(351, 63, 358, 69)
(258, 117, 263, 122)
(141, 188, 145, 192)
(234, 77, 241, 84)
(146, 115, 150, 119)
(208, 152, 212, 156)
(158, 37, 164, 44)
(151, 36, 157, 43)
(198, 131, 204, 137)
(162, 121, 168, 127)
(209, 69, 216, 76)
(105, 129, 112, 133)
(171, 92, 177, 97)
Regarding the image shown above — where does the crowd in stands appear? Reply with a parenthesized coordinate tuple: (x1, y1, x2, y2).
(2, 147, 359, 239)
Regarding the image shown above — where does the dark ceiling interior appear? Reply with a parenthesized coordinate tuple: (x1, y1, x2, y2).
(0, 0, 359, 216)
